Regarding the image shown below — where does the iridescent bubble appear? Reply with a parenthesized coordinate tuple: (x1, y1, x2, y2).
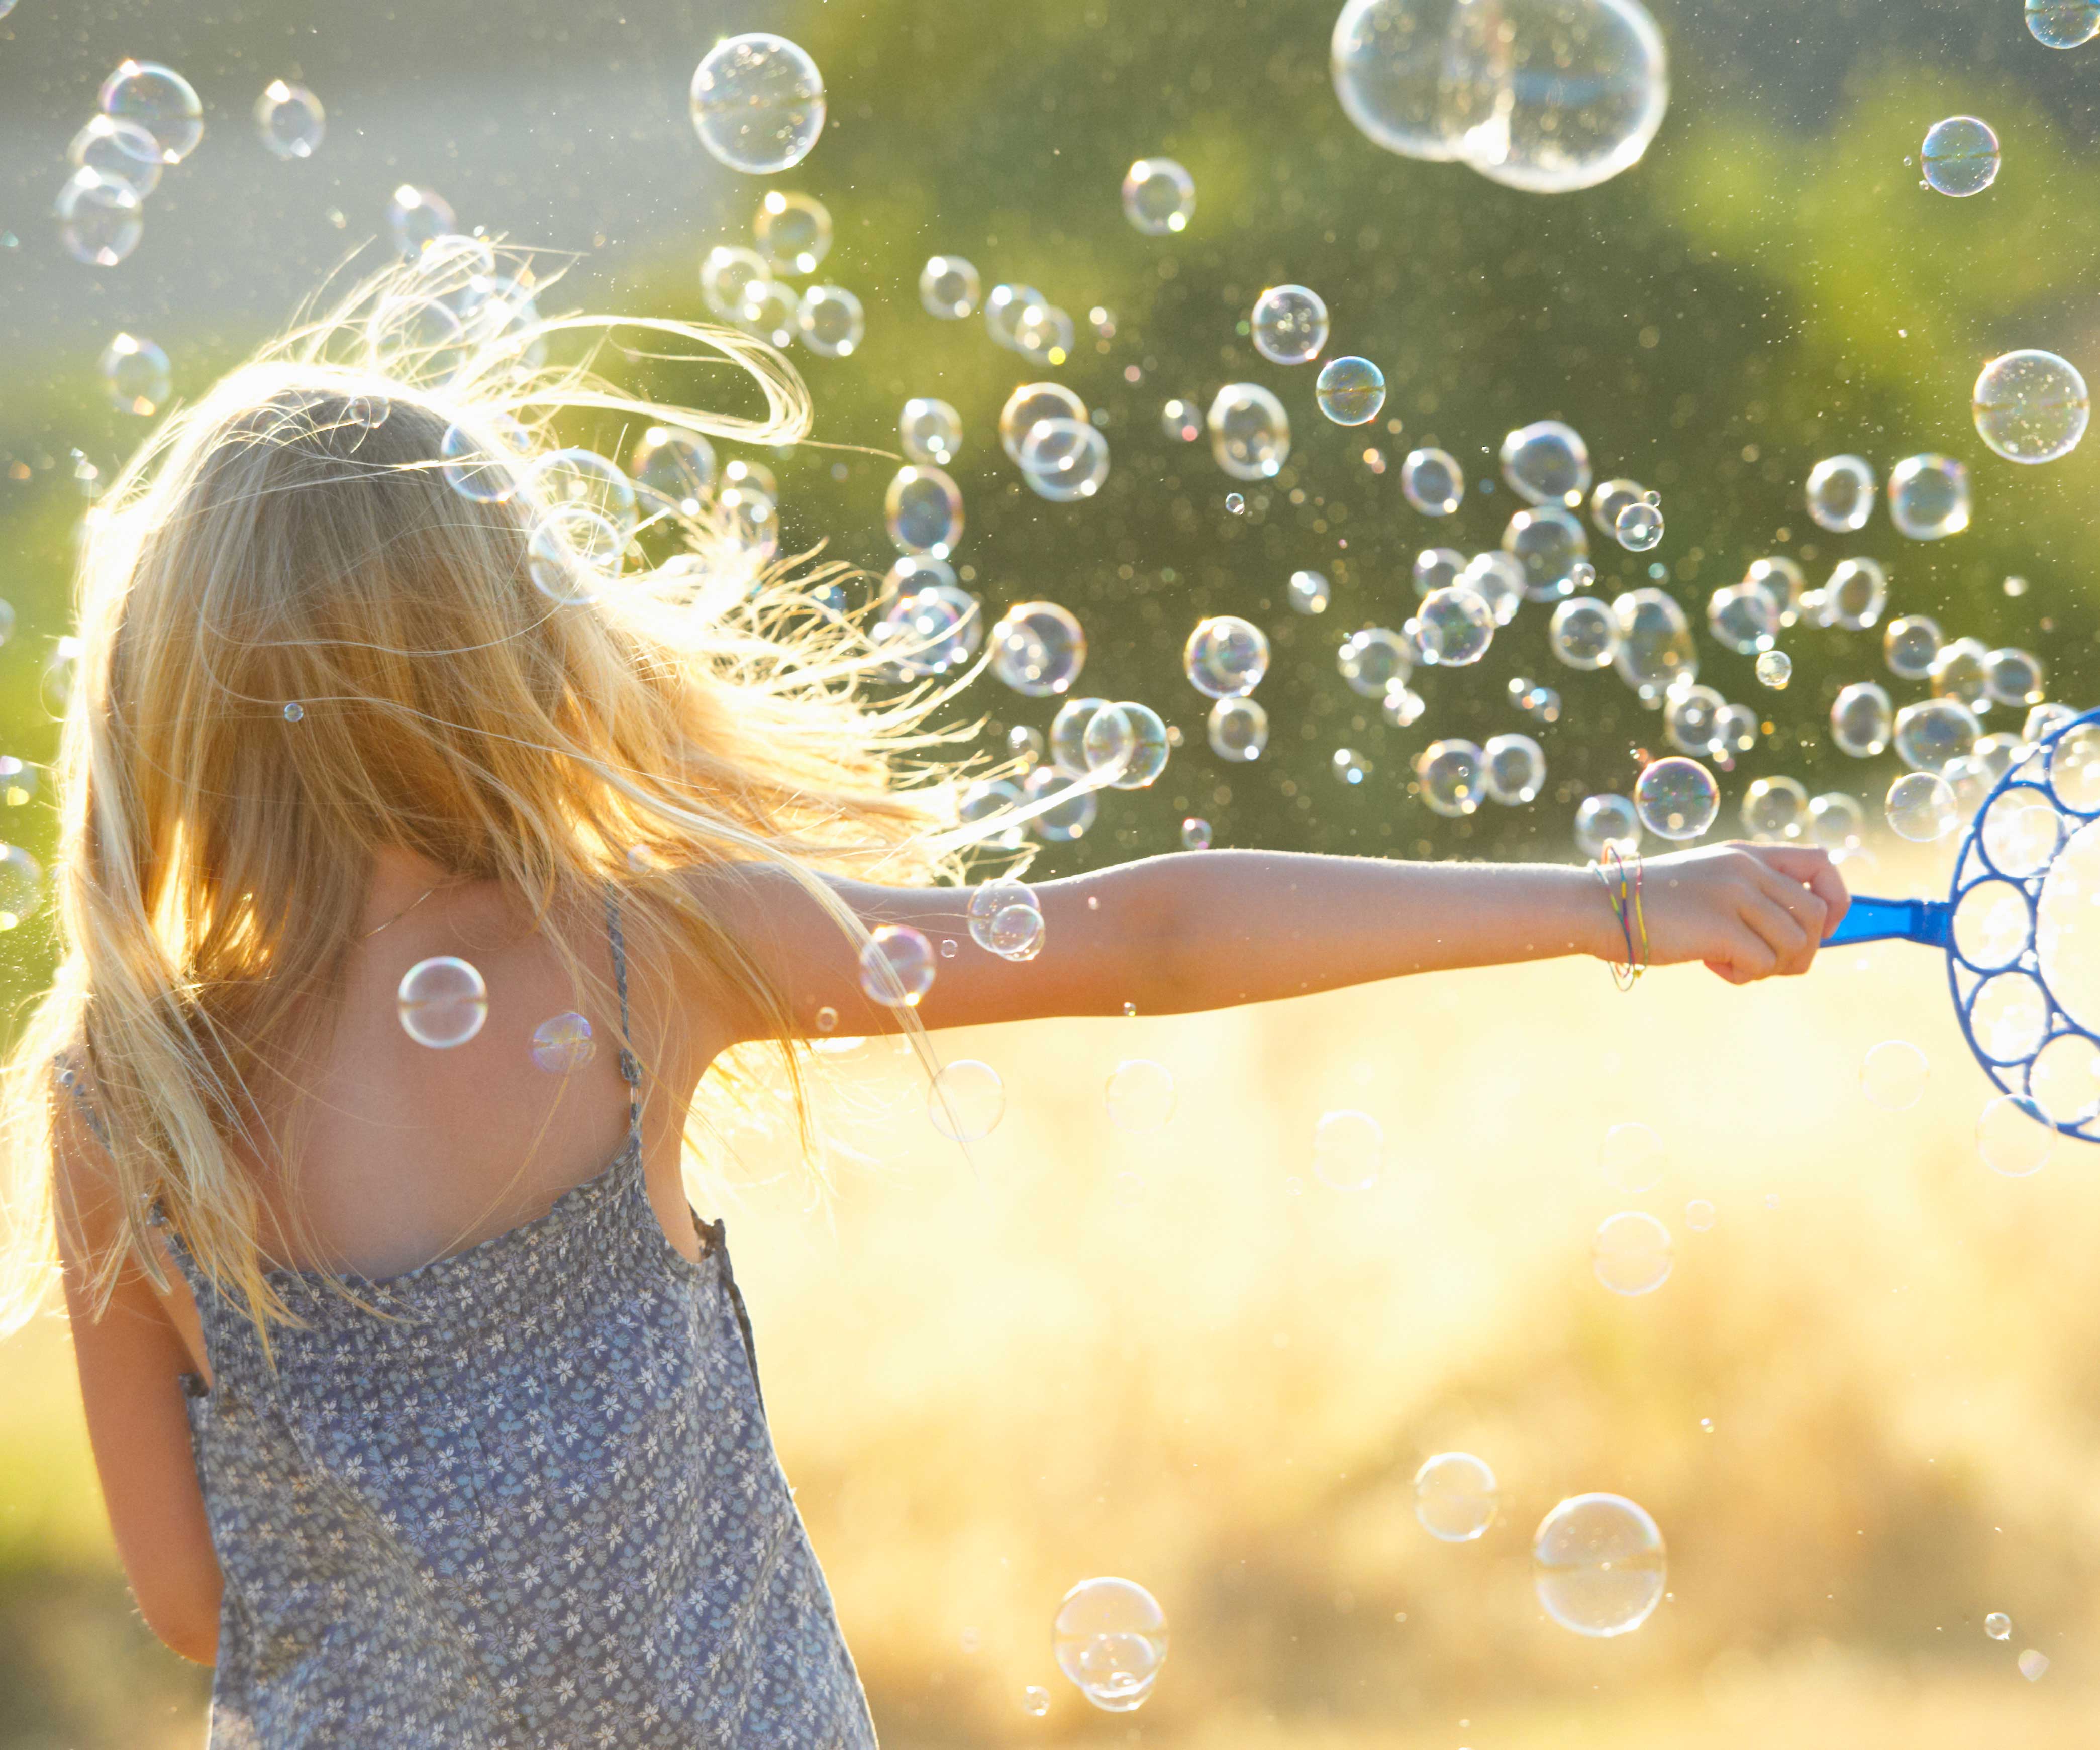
(397, 956, 489, 1049)
(1614, 499, 1664, 551)
(991, 602, 1087, 698)
(754, 190, 832, 273)
(1181, 817, 1213, 851)
(1105, 1060, 1177, 1131)
(1707, 581, 1779, 655)
(1082, 703, 1170, 790)
(0, 759, 37, 809)
(1712, 702, 1759, 759)
(1810, 792, 1866, 853)
(1634, 757, 1718, 841)
(1985, 647, 2045, 708)
(1893, 698, 1981, 773)
(1049, 697, 1109, 777)
(1575, 793, 1641, 858)
(797, 284, 864, 357)
(1020, 419, 1110, 502)
(1022, 1685, 1052, 1718)
(1888, 454, 1970, 540)
(256, 79, 326, 160)
(1416, 586, 1494, 666)
(918, 255, 980, 320)
(928, 1059, 1006, 1142)
(441, 422, 524, 504)
(1337, 628, 1412, 698)
(1611, 589, 1696, 703)
(900, 398, 963, 466)
(1742, 775, 1810, 841)
(2028, 0, 2100, 46)
(66, 115, 162, 198)
(1183, 616, 1269, 698)
(1929, 637, 1991, 711)
(884, 465, 964, 558)
(1601, 1122, 1664, 1194)
(1550, 596, 1621, 670)
(1885, 772, 1959, 845)
(968, 879, 1042, 952)
(984, 283, 1047, 351)
(630, 425, 717, 516)
(1973, 350, 2088, 464)
(1921, 115, 2000, 197)
(530, 1011, 596, 1075)
(1831, 682, 1894, 758)
(874, 584, 980, 678)
(99, 332, 170, 416)
(1413, 548, 1465, 597)
(1685, 1199, 1716, 1231)
(689, 33, 826, 174)
(99, 60, 203, 164)
(1504, 505, 1590, 601)
(530, 448, 638, 538)
(1208, 697, 1269, 762)
(0, 844, 41, 929)
(1250, 285, 1330, 365)
(1401, 446, 1465, 516)
(1879, 614, 1941, 682)
(958, 778, 1026, 852)
(1806, 455, 1875, 532)
(1012, 301, 1076, 367)
(1122, 158, 1196, 234)
(1663, 683, 1725, 757)
(1383, 684, 1428, 727)
(1208, 383, 1292, 480)
(1458, 552, 1526, 624)
(859, 924, 937, 1008)
(527, 507, 621, 606)
(1417, 739, 1484, 818)
(1501, 420, 1591, 505)
(1755, 650, 1792, 689)
(1860, 1040, 1929, 1111)
(1532, 1494, 1667, 1637)
(1313, 1109, 1382, 1190)
(1288, 569, 1331, 615)
(385, 184, 455, 257)
(1224, 493, 1246, 516)
(1053, 1577, 1168, 1713)
(1316, 355, 1386, 424)
(1745, 557, 1807, 627)
(1822, 557, 1887, 631)
(1977, 1093, 2054, 1177)
(1161, 398, 1203, 443)
(1332, 747, 1372, 786)
(1482, 733, 1546, 805)
(1589, 478, 1644, 537)
(55, 170, 143, 268)
(1000, 381, 1090, 464)
(1982, 1611, 2014, 1641)
(702, 245, 771, 320)
(1414, 1453, 1498, 1541)
(1592, 1210, 1673, 1295)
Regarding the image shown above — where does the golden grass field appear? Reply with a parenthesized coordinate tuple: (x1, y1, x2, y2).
(6, 843, 2100, 1747)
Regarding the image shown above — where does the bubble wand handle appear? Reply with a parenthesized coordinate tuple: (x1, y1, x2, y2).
(1824, 895, 1953, 949)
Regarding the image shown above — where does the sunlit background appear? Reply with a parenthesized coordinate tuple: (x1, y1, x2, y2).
(5, 0, 2100, 1742)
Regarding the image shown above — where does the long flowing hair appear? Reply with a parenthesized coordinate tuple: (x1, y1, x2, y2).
(0, 246, 977, 1343)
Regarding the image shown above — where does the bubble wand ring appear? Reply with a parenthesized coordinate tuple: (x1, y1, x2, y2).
(1826, 705, 2100, 1141)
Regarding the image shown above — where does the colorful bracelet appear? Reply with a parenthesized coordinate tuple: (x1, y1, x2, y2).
(1594, 844, 1650, 990)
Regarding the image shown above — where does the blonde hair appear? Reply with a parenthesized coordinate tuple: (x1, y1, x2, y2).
(0, 245, 977, 1340)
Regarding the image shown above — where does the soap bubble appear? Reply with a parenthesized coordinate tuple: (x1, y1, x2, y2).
(1745, 556, 1807, 627)
(397, 957, 489, 1049)
(622, 426, 716, 518)
(1122, 157, 1195, 234)
(1575, 793, 1641, 858)
(256, 79, 326, 160)
(1000, 382, 1089, 464)
(99, 333, 170, 416)
(1518, 683, 1563, 725)
(1830, 683, 1894, 758)
(1501, 420, 1591, 505)
(530, 1012, 596, 1075)
(1712, 703, 1759, 759)
(1316, 356, 1386, 425)
(1973, 350, 2088, 464)
(1504, 506, 1590, 601)
(530, 448, 638, 538)
(1977, 1093, 2054, 1176)
(527, 507, 621, 606)
(1742, 775, 1810, 841)
(1483, 734, 1547, 805)
(1550, 597, 1621, 670)
(1985, 1612, 2013, 1640)
(100, 60, 203, 164)
(1985, 648, 2046, 708)
(67, 116, 162, 198)
(1894, 699, 1981, 773)
(1333, 748, 1372, 786)
(1634, 757, 1718, 841)
(1921, 115, 2000, 197)
(1384, 684, 1428, 727)
(1459, 551, 1527, 623)
(1589, 478, 1643, 537)
(1416, 587, 1495, 666)
(1250, 286, 1330, 365)
(928, 1060, 1006, 1142)
(1886, 772, 1959, 842)
(1825, 557, 1888, 631)
(754, 189, 831, 273)
(1417, 740, 1484, 817)
(1593, 1211, 1674, 1294)
(991, 602, 1087, 697)
(1755, 651, 1792, 689)
(1662, 684, 1722, 759)
(1614, 500, 1664, 552)
(983, 282, 1047, 351)
(899, 398, 962, 467)
(1611, 589, 1696, 702)
(385, 184, 455, 257)
(1050, 700, 1106, 778)
(1685, 1199, 1716, 1232)
(1930, 638, 1991, 711)
(1313, 1109, 1382, 1189)
(1020, 419, 1111, 502)
(1208, 697, 1269, 762)
(1601, 1122, 1664, 1195)
(859, 925, 937, 1008)
(1532, 1494, 1668, 1637)
(1289, 570, 1332, 615)
(1806, 455, 1875, 532)
(1105, 1060, 1177, 1131)
(1337, 628, 1413, 697)
(0, 760, 37, 808)
(969, 881, 1046, 960)
(1861, 1040, 1928, 1110)
(2028, 0, 2100, 45)
(1021, 1686, 1051, 1717)
(1183, 616, 1269, 698)
(1083, 703, 1170, 790)
(1402, 447, 1465, 516)
(1881, 615, 1942, 682)
(1413, 548, 1465, 597)
(55, 170, 143, 268)
(1011, 301, 1075, 366)
(1707, 581, 1779, 654)
(1208, 383, 1292, 480)
(690, 33, 825, 174)
(701, 245, 771, 320)
(1810, 792, 1866, 853)
(1161, 398, 1203, 443)
(917, 255, 980, 323)
(1224, 494, 1247, 516)
(1888, 454, 1970, 540)
(1054, 1577, 1168, 1713)
(1181, 817, 1213, 851)
(0, 845, 42, 929)
(1414, 1453, 1498, 1541)
(796, 284, 863, 357)
(874, 585, 980, 678)
(884, 466, 964, 557)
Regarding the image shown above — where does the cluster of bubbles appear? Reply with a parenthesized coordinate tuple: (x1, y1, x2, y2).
(700, 194, 864, 361)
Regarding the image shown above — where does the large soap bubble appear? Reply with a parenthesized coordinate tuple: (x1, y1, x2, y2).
(99, 60, 204, 164)
(1054, 1578, 1168, 1713)
(690, 34, 826, 174)
(1208, 383, 1291, 480)
(1973, 350, 2089, 464)
(1532, 1494, 1667, 1636)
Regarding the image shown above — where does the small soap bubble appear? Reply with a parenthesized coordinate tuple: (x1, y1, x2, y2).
(1224, 492, 1246, 514)
(1207, 696, 1269, 762)
(1250, 284, 1330, 365)
(1105, 1059, 1176, 1131)
(1416, 740, 1483, 818)
(754, 189, 832, 273)
(1886, 772, 1958, 843)
(702, 245, 771, 320)
(1894, 698, 1981, 774)
(1888, 454, 1970, 540)
(385, 184, 455, 257)
(689, 33, 825, 174)
(796, 284, 864, 357)
(1830, 683, 1894, 759)
(1755, 650, 1792, 689)
(1482, 734, 1546, 805)
(1707, 581, 1779, 655)
(1160, 397, 1203, 443)
(1288, 569, 1331, 614)
(1208, 383, 1292, 481)
(1633, 757, 1718, 841)
(1973, 350, 2088, 465)
(859, 925, 937, 1008)
(1180, 817, 1212, 850)
(1022, 1685, 1052, 1718)
(1183, 615, 1269, 698)
(1415, 586, 1494, 666)
(899, 397, 963, 467)
(917, 255, 980, 321)
(1614, 499, 1664, 552)
(1459, 551, 1527, 623)
(1592, 1211, 1674, 1295)
(282, 701, 305, 724)
(1413, 1453, 1498, 1542)
(1121, 157, 1195, 234)
(99, 333, 170, 416)
(1921, 115, 2000, 197)
(1532, 1494, 1667, 1637)
(1550, 597, 1621, 670)
(1332, 747, 1371, 786)
(1805, 455, 1874, 532)
(530, 1011, 596, 1075)
(1401, 447, 1465, 517)
(1501, 420, 1591, 505)
(1742, 776, 1811, 841)
(397, 957, 489, 1049)
(884, 465, 964, 557)
(1977, 1093, 2054, 1177)
(255, 79, 327, 160)
(56, 170, 143, 268)
(1985, 1612, 2013, 1641)
(2019, 1649, 2050, 1682)
(1053, 1577, 1168, 1713)
(100, 60, 204, 164)
(1685, 1199, 1716, 1232)
(928, 1059, 1006, 1141)
(1601, 1122, 1664, 1195)
(990, 602, 1087, 698)
(1316, 356, 1386, 425)
(1575, 793, 1641, 859)
(1313, 1109, 1381, 1190)
(0, 845, 43, 929)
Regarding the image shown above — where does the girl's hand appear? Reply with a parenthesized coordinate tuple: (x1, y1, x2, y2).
(1638, 843, 1851, 984)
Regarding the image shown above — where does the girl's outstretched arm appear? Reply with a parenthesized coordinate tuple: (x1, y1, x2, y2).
(697, 842, 1849, 1043)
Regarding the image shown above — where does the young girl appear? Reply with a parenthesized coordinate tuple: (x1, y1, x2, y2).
(1, 254, 1846, 1747)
